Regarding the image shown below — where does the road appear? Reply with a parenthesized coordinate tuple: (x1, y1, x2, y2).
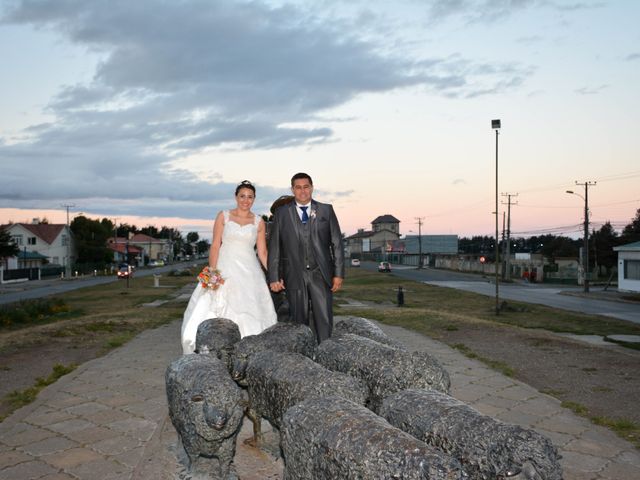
(0, 262, 201, 305)
(359, 261, 640, 324)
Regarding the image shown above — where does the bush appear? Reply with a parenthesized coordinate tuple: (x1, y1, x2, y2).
(0, 298, 70, 329)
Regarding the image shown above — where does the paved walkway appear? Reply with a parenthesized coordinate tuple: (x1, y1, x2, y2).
(1, 318, 639, 479)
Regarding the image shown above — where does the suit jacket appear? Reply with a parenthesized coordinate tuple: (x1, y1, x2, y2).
(268, 200, 344, 288)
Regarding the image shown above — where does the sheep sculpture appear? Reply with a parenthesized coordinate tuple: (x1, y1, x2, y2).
(280, 395, 468, 480)
(165, 354, 246, 479)
(333, 315, 405, 349)
(315, 333, 450, 413)
(245, 350, 367, 431)
(380, 389, 562, 480)
(230, 322, 317, 386)
(195, 318, 241, 371)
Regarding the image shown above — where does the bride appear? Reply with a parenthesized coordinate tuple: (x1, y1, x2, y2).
(181, 180, 277, 354)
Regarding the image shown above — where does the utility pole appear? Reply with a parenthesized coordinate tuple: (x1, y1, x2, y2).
(501, 193, 518, 281)
(415, 217, 425, 268)
(578, 181, 595, 293)
(61, 204, 76, 279)
(566, 182, 596, 293)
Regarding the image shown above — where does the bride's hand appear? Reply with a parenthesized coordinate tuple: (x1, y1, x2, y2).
(269, 280, 285, 292)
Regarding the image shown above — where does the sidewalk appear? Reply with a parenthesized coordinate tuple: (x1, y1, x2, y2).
(1, 318, 639, 479)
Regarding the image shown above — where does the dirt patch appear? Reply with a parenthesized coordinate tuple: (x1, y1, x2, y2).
(436, 322, 640, 426)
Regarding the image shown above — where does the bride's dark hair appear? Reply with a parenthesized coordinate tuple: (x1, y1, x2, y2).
(235, 180, 256, 196)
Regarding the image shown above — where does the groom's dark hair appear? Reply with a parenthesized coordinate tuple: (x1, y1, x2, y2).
(291, 172, 313, 186)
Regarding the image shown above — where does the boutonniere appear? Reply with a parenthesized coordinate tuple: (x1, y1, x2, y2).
(310, 209, 317, 219)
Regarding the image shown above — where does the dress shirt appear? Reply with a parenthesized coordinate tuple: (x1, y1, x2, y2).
(295, 203, 312, 221)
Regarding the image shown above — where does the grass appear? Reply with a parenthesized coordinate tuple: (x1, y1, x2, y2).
(336, 268, 640, 338)
(0, 267, 199, 420)
(1, 363, 77, 422)
(562, 400, 640, 448)
(0, 297, 77, 330)
(452, 343, 515, 377)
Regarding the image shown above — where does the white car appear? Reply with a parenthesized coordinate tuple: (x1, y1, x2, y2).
(350, 258, 361, 267)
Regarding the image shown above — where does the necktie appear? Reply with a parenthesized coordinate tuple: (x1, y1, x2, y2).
(300, 206, 309, 224)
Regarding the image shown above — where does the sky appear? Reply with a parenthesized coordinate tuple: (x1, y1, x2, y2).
(1, 0, 638, 241)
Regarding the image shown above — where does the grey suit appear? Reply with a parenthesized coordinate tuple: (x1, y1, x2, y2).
(268, 200, 344, 342)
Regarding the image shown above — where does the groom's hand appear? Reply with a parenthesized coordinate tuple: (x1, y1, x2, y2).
(270, 280, 285, 292)
(331, 277, 343, 293)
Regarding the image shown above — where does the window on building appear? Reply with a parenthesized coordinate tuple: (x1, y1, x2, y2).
(624, 260, 640, 280)
(61, 235, 69, 246)
(52, 257, 59, 264)
(28, 237, 37, 245)
(12, 235, 23, 245)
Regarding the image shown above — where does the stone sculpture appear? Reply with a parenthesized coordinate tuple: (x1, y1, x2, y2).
(316, 333, 450, 412)
(195, 317, 241, 371)
(165, 354, 246, 479)
(333, 315, 405, 349)
(280, 395, 468, 480)
(245, 350, 367, 430)
(231, 322, 317, 386)
(380, 389, 562, 480)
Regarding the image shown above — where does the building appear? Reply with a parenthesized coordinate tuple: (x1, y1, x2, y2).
(403, 235, 458, 255)
(345, 215, 401, 257)
(1, 222, 75, 268)
(129, 233, 172, 263)
(614, 241, 640, 293)
(106, 237, 144, 265)
(106, 233, 171, 265)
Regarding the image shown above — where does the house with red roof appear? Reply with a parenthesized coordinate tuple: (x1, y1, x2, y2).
(106, 233, 171, 265)
(1, 221, 76, 268)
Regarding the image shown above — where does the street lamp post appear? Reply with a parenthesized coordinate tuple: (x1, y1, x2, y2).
(414, 217, 425, 269)
(566, 181, 596, 293)
(491, 119, 501, 315)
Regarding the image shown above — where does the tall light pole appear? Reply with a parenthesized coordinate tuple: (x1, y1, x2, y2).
(61, 203, 76, 279)
(492, 119, 501, 314)
(415, 217, 425, 268)
(566, 181, 596, 293)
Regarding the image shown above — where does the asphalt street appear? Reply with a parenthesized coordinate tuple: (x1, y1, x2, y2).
(0, 261, 201, 305)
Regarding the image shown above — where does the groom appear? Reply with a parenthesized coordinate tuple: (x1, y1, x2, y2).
(268, 173, 344, 342)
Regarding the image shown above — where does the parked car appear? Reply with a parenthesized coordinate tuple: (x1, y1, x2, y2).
(117, 264, 133, 278)
(378, 261, 391, 273)
(149, 259, 165, 267)
(350, 258, 361, 267)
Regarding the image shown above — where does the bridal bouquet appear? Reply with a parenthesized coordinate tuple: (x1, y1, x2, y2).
(198, 266, 225, 290)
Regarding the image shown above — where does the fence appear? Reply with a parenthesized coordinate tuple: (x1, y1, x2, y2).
(0, 267, 39, 282)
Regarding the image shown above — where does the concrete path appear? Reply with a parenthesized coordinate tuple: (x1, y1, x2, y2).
(1, 318, 639, 479)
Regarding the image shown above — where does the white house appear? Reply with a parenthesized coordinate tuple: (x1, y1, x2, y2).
(2, 222, 75, 268)
(613, 241, 640, 293)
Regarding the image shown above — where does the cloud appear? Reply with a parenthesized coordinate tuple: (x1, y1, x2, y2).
(452, 178, 466, 185)
(425, 0, 602, 24)
(0, 0, 534, 218)
(574, 84, 608, 95)
(625, 53, 640, 61)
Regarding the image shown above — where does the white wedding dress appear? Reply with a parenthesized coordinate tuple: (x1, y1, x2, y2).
(181, 211, 277, 354)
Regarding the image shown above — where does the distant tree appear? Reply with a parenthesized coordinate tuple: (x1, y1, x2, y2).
(196, 239, 210, 255)
(115, 223, 137, 238)
(100, 218, 115, 235)
(0, 229, 20, 266)
(140, 225, 159, 237)
(70, 216, 114, 267)
(542, 236, 580, 259)
(186, 231, 200, 243)
(458, 235, 494, 254)
(592, 222, 618, 276)
(620, 208, 640, 245)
